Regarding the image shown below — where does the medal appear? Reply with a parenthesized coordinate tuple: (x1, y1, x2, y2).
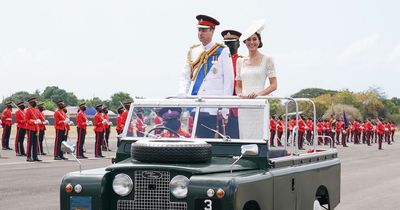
(212, 66, 218, 74)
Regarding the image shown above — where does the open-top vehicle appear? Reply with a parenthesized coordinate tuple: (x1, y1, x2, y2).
(60, 97, 340, 210)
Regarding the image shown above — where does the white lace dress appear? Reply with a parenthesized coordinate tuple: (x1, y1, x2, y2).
(236, 55, 276, 139)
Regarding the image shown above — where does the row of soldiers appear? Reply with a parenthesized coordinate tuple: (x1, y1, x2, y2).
(269, 115, 396, 150)
(1, 98, 131, 161)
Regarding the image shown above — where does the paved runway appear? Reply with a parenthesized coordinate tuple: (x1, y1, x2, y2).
(0, 136, 399, 210)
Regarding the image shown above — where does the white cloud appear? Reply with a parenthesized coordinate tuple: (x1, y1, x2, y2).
(338, 34, 380, 63)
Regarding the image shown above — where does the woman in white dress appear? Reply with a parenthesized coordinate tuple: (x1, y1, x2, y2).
(235, 19, 278, 139)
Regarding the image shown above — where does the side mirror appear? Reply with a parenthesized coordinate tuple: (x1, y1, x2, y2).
(241, 144, 259, 156)
(61, 141, 75, 154)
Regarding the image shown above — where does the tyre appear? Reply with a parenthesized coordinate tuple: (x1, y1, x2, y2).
(131, 139, 212, 163)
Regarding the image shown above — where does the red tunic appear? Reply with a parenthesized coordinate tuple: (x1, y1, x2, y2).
(93, 113, 105, 132)
(15, 110, 26, 129)
(276, 120, 284, 132)
(104, 114, 110, 129)
(25, 107, 40, 131)
(270, 118, 276, 131)
(376, 121, 385, 135)
(54, 109, 67, 130)
(116, 114, 124, 132)
(335, 121, 343, 132)
(38, 111, 46, 131)
(1, 108, 13, 126)
(76, 110, 87, 129)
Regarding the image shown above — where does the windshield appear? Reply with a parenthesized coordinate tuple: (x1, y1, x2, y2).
(122, 99, 270, 141)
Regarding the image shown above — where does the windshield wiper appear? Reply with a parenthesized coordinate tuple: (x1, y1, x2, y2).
(201, 124, 231, 141)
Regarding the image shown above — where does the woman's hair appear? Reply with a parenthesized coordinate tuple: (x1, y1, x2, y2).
(243, 32, 263, 48)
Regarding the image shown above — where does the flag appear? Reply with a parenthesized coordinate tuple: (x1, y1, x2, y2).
(343, 111, 349, 129)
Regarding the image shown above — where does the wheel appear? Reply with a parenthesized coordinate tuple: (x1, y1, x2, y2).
(313, 199, 322, 210)
(145, 126, 180, 137)
(131, 139, 212, 163)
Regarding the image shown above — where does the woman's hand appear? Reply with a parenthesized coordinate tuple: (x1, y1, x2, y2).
(247, 92, 259, 99)
(237, 93, 248, 98)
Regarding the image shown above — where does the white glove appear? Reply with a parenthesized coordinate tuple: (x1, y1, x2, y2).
(69, 121, 75, 126)
(102, 119, 108, 124)
(385, 128, 389, 131)
(6, 118, 12, 121)
(34, 119, 42, 125)
(87, 120, 93, 126)
(64, 118, 70, 124)
(108, 122, 113, 126)
(44, 120, 49, 125)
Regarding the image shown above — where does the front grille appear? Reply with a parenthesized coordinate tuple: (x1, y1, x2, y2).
(117, 170, 187, 210)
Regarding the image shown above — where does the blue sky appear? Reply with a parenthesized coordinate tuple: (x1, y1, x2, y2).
(1, 0, 399, 100)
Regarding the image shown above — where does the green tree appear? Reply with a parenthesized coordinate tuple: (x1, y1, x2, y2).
(110, 92, 133, 111)
(291, 88, 337, 98)
(41, 86, 78, 105)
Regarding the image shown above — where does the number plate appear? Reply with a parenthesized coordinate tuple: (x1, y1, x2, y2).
(70, 196, 92, 210)
(195, 198, 221, 210)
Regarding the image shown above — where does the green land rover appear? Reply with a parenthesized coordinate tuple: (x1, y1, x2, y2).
(60, 97, 340, 210)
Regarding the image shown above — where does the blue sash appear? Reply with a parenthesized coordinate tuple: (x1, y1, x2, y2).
(191, 46, 224, 95)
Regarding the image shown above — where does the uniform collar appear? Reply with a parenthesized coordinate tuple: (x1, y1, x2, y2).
(203, 41, 215, 51)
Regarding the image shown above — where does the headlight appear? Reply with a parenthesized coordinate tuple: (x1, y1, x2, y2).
(170, 175, 189, 199)
(113, 173, 133, 196)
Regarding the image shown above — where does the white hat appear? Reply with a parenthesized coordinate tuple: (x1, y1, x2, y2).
(241, 19, 266, 41)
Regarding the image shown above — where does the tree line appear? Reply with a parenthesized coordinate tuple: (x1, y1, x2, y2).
(1, 86, 399, 124)
(272, 87, 400, 124)
(0, 86, 133, 113)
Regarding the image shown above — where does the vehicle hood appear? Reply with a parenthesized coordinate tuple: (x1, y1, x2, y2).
(105, 157, 258, 174)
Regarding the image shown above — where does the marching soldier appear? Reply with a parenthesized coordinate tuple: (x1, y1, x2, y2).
(317, 119, 324, 145)
(306, 117, 314, 143)
(376, 118, 385, 150)
(1, 101, 13, 150)
(93, 104, 105, 158)
(364, 118, 373, 146)
(76, 103, 88, 158)
(390, 121, 395, 142)
(120, 101, 131, 135)
(269, 115, 276, 146)
(54, 100, 68, 160)
(102, 107, 112, 151)
(116, 106, 124, 147)
(15, 101, 27, 156)
(276, 116, 284, 146)
(221, 29, 242, 139)
(297, 115, 306, 149)
(153, 109, 163, 135)
(63, 108, 73, 141)
(178, 14, 234, 138)
(37, 102, 48, 155)
(136, 111, 146, 137)
(25, 97, 42, 162)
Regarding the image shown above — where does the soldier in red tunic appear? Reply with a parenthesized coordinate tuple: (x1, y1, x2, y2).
(376, 118, 385, 150)
(93, 104, 106, 157)
(37, 102, 48, 155)
(276, 117, 284, 146)
(102, 107, 112, 151)
(116, 106, 124, 147)
(54, 100, 68, 160)
(15, 101, 27, 156)
(1, 101, 13, 150)
(221, 29, 241, 139)
(25, 97, 42, 162)
(270, 116, 277, 146)
(76, 103, 88, 158)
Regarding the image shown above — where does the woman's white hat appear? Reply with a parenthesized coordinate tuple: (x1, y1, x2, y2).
(241, 19, 266, 41)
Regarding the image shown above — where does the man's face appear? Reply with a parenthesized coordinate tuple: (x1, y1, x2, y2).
(198, 28, 214, 45)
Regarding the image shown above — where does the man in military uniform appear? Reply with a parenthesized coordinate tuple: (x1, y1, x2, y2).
(221, 29, 241, 139)
(15, 101, 27, 156)
(102, 106, 112, 151)
(37, 102, 49, 155)
(54, 100, 68, 160)
(76, 103, 88, 158)
(179, 14, 234, 138)
(116, 106, 124, 147)
(1, 101, 13, 150)
(25, 97, 42, 162)
(93, 104, 105, 157)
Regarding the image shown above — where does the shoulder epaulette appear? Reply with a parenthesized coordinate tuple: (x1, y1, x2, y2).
(187, 44, 201, 64)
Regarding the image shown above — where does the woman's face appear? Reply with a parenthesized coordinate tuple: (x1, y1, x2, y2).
(245, 33, 259, 51)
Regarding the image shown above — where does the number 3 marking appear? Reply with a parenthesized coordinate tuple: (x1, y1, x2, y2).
(204, 199, 212, 210)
